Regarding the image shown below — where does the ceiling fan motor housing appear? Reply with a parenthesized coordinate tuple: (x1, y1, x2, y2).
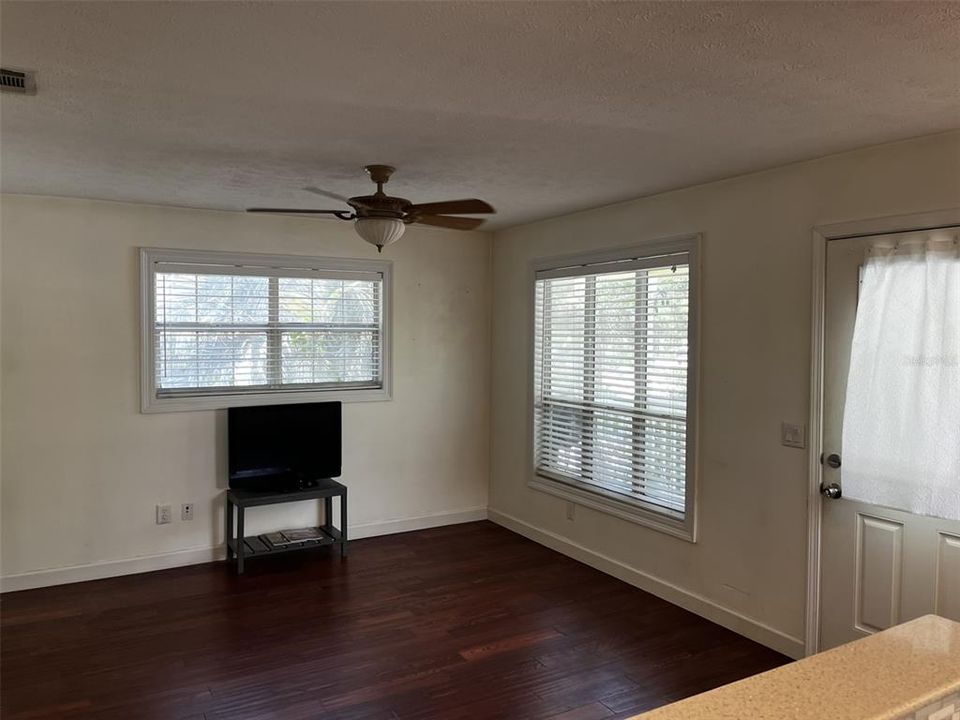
(348, 194, 412, 220)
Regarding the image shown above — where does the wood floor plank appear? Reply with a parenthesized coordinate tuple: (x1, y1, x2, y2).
(546, 702, 615, 720)
(1, 521, 789, 719)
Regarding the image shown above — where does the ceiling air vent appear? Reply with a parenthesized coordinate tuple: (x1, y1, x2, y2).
(1, 68, 37, 95)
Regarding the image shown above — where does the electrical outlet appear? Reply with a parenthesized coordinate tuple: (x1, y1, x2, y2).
(156, 504, 172, 525)
(566, 502, 576, 521)
(181, 503, 194, 521)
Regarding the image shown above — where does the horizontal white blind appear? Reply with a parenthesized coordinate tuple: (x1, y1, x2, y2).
(534, 254, 691, 516)
(153, 261, 383, 398)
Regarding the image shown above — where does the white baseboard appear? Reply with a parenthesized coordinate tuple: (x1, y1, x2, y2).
(0, 545, 227, 593)
(349, 506, 487, 540)
(488, 508, 805, 659)
(0, 506, 488, 593)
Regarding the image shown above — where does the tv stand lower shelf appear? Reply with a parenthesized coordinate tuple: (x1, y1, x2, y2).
(225, 479, 347, 574)
(227, 525, 341, 556)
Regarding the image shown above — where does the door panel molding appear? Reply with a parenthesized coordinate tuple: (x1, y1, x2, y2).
(854, 514, 903, 634)
(806, 207, 960, 656)
(935, 532, 960, 621)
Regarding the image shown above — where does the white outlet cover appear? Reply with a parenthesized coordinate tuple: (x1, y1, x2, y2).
(156, 504, 172, 524)
(181, 503, 194, 521)
(781, 422, 806, 449)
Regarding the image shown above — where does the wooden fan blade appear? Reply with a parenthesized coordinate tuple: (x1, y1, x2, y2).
(303, 186, 351, 203)
(247, 208, 347, 215)
(414, 214, 485, 230)
(408, 199, 494, 215)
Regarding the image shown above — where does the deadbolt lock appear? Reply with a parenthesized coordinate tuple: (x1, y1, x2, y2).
(822, 453, 842, 469)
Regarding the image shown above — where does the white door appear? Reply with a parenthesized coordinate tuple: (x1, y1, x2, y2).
(820, 228, 960, 650)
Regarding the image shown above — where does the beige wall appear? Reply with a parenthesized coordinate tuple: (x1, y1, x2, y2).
(2, 132, 957, 655)
(0, 196, 491, 585)
(488, 131, 960, 657)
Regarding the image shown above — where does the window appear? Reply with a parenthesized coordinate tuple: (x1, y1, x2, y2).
(141, 249, 391, 412)
(531, 236, 699, 539)
(841, 232, 959, 519)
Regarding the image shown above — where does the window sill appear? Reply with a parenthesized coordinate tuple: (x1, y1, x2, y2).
(528, 473, 696, 542)
(141, 386, 391, 413)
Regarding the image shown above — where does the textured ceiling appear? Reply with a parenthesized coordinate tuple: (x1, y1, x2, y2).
(1, 1, 958, 230)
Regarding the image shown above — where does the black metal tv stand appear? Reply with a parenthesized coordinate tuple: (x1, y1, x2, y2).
(225, 478, 347, 574)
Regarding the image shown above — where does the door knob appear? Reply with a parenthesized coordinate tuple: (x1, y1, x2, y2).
(820, 482, 842, 499)
(823, 453, 841, 469)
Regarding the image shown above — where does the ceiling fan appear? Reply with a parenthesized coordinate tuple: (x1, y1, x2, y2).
(247, 165, 495, 252)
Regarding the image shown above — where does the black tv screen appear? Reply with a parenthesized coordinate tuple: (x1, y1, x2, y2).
(228, 402, 341, 485)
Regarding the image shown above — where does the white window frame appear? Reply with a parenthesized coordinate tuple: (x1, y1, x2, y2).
(140, 248, 392, 413)
(528, 234, 701, 541)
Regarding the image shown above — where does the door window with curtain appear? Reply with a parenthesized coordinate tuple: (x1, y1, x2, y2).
(841, 230, 960, 520)
(531, 236, 699, 539)
(140, 248, 392, 412)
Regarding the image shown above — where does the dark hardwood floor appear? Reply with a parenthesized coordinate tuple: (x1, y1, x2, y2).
(1, 521, 788, 719)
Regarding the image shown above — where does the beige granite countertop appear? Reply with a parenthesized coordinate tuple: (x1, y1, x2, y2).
(633, 615, 960, 720)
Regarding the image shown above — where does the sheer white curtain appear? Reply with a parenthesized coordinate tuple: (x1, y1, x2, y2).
(842, 231, 960, 520)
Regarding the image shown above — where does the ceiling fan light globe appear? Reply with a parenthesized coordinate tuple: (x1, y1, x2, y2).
(354, 218, 405, 251)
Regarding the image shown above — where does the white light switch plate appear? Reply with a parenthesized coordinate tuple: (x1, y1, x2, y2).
(781, 422, 806, 449)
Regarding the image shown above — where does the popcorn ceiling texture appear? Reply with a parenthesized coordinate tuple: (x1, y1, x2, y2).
(1, 1, 958, 229)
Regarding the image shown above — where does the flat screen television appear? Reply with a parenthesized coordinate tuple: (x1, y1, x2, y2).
(228, 402, 341, 491)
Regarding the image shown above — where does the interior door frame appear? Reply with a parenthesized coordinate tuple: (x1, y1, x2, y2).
(805, 207, 960, 656)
